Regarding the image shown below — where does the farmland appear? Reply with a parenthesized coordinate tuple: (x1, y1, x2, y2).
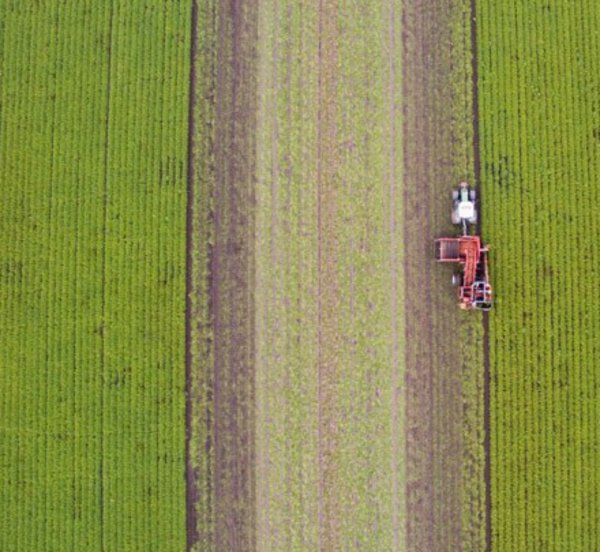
(188, 0, 488, 550)
(0, 2, 189, 550)
(2, 0, 600, 550)
(478, 1, 600, 549)
(189, 1, 408, 549)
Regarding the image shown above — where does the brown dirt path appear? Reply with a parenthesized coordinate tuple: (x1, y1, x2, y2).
(402, 0, 486, 550)
(185, 0, 200, 546)
(186, 1, 259, 550)
(211, 1, 258, 550)
(187, 0, 485, 549)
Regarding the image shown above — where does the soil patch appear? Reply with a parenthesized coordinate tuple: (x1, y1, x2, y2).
(402, 1, 485, 549)
(186, 1, 259, 550)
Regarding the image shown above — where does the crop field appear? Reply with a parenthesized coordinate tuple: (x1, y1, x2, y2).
(0, 2, 189, 550)
(478, 1, 600, 549)
(2, 0, 599, 551)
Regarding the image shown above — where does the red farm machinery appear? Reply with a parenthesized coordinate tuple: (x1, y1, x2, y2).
(435, 182, 493, 311)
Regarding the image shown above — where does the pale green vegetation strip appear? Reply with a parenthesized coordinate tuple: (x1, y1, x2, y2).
(0, 2, 189, 549)
(334, 2, 404, 549)
(255, 1, 320, 548)
(255, 0, 404, 549)
(479, 1, 600, 549)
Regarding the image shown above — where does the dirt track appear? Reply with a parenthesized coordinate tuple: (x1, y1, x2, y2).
(402, 0, 487, 550)
(186, 1, 258, 550)
(210, 2, 258, 550)
(187, 1, 486, 550)
(185, 0, 199, 545)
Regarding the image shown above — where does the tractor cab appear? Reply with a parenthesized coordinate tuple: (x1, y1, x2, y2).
(470, 281, 493, 311)
(451, 181, 477, 230)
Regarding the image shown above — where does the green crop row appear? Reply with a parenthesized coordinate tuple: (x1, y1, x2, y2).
(0, 2, 189, 549)
(479, 1, 600, 549)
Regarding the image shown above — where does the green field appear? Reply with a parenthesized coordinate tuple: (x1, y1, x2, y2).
(0, 2, 189, 549)
(479, 1, 600, 549)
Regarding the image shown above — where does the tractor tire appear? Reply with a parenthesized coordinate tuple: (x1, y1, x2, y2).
(452, 273, 462, 286)
(469, 189, 477, 201)
(452, 190, 459, 200)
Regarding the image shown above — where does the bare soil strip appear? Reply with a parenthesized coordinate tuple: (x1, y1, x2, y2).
(402, 1, 485, 550)
(316, 1, 341, 549)
(185, 0, 199, 546)
(211, 2, 258, 550)
(187, 0, 483, 548)
(402, 0, 436, 539)
(186, 1, 258, 550)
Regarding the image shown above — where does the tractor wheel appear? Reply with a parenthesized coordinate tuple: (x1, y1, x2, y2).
(469, 189, 477, 201)
(452, 273, 462, 286)
(452, 190, 459, 200)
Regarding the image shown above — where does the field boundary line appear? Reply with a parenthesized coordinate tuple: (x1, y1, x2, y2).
(185, 0, 199, 548)
(469, 0, 492, 549)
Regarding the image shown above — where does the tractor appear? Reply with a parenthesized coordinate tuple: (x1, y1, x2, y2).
(435, 182, 493, 311)
(451, 181, 477, 233)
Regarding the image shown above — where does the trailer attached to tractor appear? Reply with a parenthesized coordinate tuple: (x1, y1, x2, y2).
(435, 182, 493, 311)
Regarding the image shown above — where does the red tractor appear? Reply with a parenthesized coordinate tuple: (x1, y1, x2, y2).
(435, 182, 493, 311)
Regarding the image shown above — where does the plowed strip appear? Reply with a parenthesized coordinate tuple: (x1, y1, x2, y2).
(211, 2, 258, 550)
(402, 1, 486, 550)
(186, 1, 258, 550)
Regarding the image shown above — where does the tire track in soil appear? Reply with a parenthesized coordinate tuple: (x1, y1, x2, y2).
(402, 1, 472, 550)
(186, 1, 259, 550)
(401, 0, 435, 541)
(211, 2, 258, 550)
(185, 0, 200, 546)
